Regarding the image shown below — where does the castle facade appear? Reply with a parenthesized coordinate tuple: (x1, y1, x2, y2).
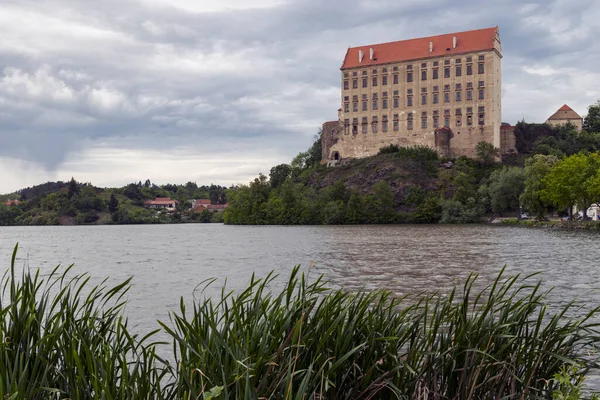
(322, 27, 512, 164)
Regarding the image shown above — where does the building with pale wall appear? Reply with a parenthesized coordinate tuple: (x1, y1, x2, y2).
(322, 27, 515, 164)
(546, 104, 583, 131)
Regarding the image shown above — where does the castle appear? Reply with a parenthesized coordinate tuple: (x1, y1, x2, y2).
(322, 27, 516, 164)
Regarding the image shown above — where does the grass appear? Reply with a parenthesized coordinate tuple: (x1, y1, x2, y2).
(1, 244, 599, 399)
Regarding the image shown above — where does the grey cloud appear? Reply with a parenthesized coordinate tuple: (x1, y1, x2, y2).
(0, 0, 598, 175)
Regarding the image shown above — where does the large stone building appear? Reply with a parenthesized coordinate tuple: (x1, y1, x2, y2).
(322, 27, 510, 164)
(546, 104, 583, 131)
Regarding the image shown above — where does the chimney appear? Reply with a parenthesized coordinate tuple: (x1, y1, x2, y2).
(369, 47, 374, 60)
(452, 36, 457, 49)
(429, 41, 433, 53)
(359, 50, 363, 63)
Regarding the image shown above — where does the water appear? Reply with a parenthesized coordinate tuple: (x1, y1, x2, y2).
(1, 224, 599, 333)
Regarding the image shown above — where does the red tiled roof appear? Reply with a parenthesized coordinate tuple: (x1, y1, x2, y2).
(548, 104, 582, 121)
(196, 199, 211, 205)
(341, 27, 499, 69)
(5, 200, 20, 206)
(144, 197, 176, 205)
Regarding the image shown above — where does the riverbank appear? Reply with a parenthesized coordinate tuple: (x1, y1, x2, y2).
(498, 218, 600, 231)
(2, 243, 599, 398)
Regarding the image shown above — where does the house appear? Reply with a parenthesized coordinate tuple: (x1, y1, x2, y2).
(190, 199, 211, 209)
(4, 200, 20, 206)
(143, 197, 178, 211)
(322, 26, 512, 164)
(546, 104, 583, 131)
(191, 203, 229, 213)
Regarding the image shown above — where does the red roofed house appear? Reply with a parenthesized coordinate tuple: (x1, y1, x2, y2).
(143, 197, 178, 211)
(322, 26, 513, 164)
(4, 200, 20, 206)
(191, 201, 229, 213)
(546, 104, 583, 131)
(190, 199, 211, 209)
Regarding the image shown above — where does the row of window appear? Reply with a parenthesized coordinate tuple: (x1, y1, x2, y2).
(343, 107, 486, 134)
(343, 86, 485, 112)
(342, 55, 486, 78)
(343, 60, 486, 89)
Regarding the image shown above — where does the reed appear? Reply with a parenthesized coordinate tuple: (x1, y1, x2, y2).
(1, 244, 599, 399)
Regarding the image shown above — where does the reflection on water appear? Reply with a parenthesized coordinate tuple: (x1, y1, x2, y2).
(1, 224, 599, 332)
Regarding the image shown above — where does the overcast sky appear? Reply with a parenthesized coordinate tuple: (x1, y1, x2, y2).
(1, 0, 599, 193)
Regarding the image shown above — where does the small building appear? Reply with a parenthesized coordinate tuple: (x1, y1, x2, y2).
(190, 199, 211, 209)
(4, 200, 20, 206)
(546, 104, 583, 131)
(143, 197, 178, 211)
(191, 203, 229, 213)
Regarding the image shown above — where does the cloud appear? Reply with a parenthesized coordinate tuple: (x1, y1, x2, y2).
(0, 0, 599, 193)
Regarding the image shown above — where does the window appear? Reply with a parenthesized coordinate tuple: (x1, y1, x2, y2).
(444, 67, 450, 78)
(421, 87, 427, 93)
(362, 70, 368, 75)
(467, 107, 473, 114)
(444, 60, 450, 65)
(393, 74, 399, 84)
(393, 98, 399, 108)
(478, 106, 485, 125)
(407, 89, 413, 94)
(352, 71, 358, 76)
(354, 102, 359, 112)
(479, 89, 485, 99)
(344, 72, 349, 78)
(343, 80, 349, 90)
(372, 77, 378, 86)
(478, 80, 485, 87)
(478, 63, 484, 74)
(382, 99, 388, 109)
(466, 64, 473, 75)
(372, 69, 377, 74)
(444, 92, 449, 103)
(421, 94, 427, 105)
(433, 93, 439, 104)
(382, 75, 388, 85)
(344, 96, 349, 101)
(455, 58, 461, 64)
(467, 115, 473, 126)
(372, 100, 378, 110)
(407, 114, 413, 130)
(421, 69, 427, 81)
(382, 68, 387, 73)
(372, 117, 378, 133)
(455, 108, 462, 127)
(407, 95, 413, 106)
(362, 117, 368, 133)
(433, 61, 439, 66)
(362, 101, 367, 111)
(466, 57, 472, 62)
(478, 55, 485, 61)
(466, 90, 473, 100)
(393, 66, 398, 72)
(344, 119, 350, 134)
(372, 93, 378, 99)
(407, 72, 413, 82)
(433, 68, 439, 79)
(456, 66, 462, 77)
(433, 85, 439, 92)
(352, 118, 358, 134)
(393, 90, 399, 95)
(456, 91, 461, 101)
(393, 114, 399, 131)
(455, 83, 462, 90)
(444, 116, 450, 127)
(466, 82, 473, 89)
(407, 64, 413, 69)
(352, 79, 358, 89)
(362, 78, 368, 88)
(433, 115, 439, 128)
(421, 62, 427, 68)
(382, 116, 388, 132)
(344, 103, 349, 112)
(444, 84, 450, 91)
(362, 94, 368, 100)
(421, 112, 427, 129)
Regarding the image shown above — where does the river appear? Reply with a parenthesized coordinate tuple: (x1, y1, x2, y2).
(1, 224, 599, 334)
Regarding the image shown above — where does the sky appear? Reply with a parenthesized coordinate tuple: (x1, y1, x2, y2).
(0, 0, 599, 194)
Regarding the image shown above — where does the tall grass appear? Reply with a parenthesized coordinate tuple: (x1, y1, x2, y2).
(1, 244, 599, 398)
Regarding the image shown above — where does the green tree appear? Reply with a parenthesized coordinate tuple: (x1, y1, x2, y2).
(487, 167, 525, 217)
(305, 128, 323, 168)
(108, 194, 119, 213)
(124, 183, 144, 202)
(542, 153, 600, 219)
(475, 141, 498, 165)
(269, 164, 292, 188)
(584, 100, 600, 133)
(67, 177, 79, 199)
(520, 155, 557, 218)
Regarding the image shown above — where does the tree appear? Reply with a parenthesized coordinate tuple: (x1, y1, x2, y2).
(67, 177, 79, 199)
(584, 100, 600, 133)
(475, 141, 498, 165)
(305, 128, 323, 168)
(520, 155, 557, 218)
(541, 153, 600, 219)
(487, 167, 525, 216)
(124, 183, 144, 201)
(269, 164, 292, 188)
(108, 194, 119, 213)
